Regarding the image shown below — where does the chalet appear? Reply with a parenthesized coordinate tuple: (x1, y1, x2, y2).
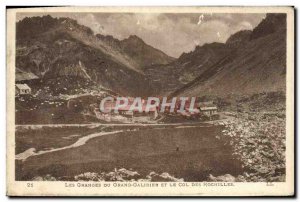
(198, 101, 218, 116)
(117, 105, 134, 118)
(198, 101, 214, 106)
(15, 84, 31, 95)
(99, 100, 158, 120)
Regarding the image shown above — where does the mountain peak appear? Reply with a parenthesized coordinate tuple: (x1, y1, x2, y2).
(124, 35, 145, 43)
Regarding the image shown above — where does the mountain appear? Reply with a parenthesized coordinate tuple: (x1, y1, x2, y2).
(96, 34, 175, 69)
(170, 13, 286, 98)
(16, 15, 174, 97)
(16, 14, 287, 98)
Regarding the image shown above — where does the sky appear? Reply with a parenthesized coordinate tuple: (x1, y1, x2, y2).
(17, 12, 266, 57)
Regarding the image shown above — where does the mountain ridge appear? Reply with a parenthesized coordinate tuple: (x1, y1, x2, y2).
(16, 15, 174, 97)
(16, 14, 286, 98)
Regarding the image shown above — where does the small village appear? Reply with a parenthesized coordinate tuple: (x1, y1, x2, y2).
(15, 82, 219, 124)
(93, 97, 219, 123)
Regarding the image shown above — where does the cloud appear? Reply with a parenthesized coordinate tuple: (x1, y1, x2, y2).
(17, 12, 265, 57)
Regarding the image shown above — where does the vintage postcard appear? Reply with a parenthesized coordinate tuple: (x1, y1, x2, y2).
(6, 6, 294, 196)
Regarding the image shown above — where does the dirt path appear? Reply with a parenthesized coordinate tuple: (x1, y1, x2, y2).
(15, 130, 123, 161)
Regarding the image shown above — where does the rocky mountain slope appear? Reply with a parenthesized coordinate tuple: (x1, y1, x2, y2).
(170, 13, 286, 97)
(16, 15, 174, 97)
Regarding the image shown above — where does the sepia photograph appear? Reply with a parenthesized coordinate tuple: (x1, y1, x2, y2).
(6, 6, 294, 196)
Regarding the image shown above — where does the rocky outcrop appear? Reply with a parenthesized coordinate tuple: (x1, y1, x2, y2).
(16, 15, 174, 97)
(171, 13, 286, 97)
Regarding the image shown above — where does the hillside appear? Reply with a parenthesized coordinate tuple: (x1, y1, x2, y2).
(170, 13, 286, 97)
(15, 14, 287, 98)
(144, 42, 234, 96)
(97, 34, 175, 68)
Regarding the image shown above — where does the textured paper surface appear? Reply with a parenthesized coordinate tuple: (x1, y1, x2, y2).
(7, 6, 294, 196)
